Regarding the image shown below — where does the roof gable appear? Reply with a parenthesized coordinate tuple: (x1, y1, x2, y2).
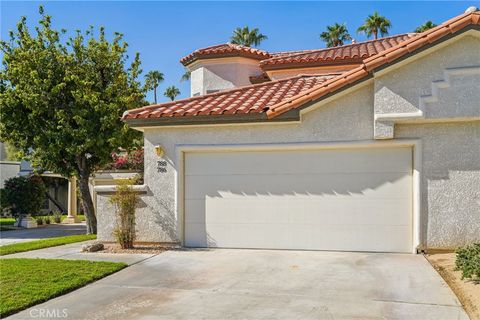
(267, 10, 480, 118)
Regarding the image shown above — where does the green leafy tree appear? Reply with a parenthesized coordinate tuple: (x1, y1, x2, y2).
(414, 21, 437, 33)
(164, 86, 180, 101)
(357, 11, 392, 39)
(2, 175, 46, 219)
(144, 70, 164, 104)
(0, 141, 22, 161)
(230, 26, 268, 47)
(320, 23, 351, 47)
(180, 68, 191, 82)
(0, 7, 145, 234)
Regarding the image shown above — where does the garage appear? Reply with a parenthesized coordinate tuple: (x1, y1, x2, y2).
(184, 146, 413, 253)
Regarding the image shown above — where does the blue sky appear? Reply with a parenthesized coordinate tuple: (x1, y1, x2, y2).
(1, 1, 477, 102)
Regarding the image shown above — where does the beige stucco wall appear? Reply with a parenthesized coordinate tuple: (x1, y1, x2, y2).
(396, 122, 479, 248)
(97, 32, 479, 250)
(189, 58, 263, 96)
(374, 33, 480, 248)
(373, 33, 480, 139)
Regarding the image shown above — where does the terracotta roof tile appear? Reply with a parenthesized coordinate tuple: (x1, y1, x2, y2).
(259, 34, 416, 68)
(123, 74, 337, 120)
(180, 43, 271, 66)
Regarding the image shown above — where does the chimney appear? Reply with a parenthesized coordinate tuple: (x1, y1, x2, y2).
(465, 6, 478, 13)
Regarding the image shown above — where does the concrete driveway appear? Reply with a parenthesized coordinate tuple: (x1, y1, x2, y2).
(0, 223, 86, 246)
(8, 249, 467, 320)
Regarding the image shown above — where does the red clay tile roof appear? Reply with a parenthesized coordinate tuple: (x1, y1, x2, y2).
(125, 10, 479, 124)
(123, 74, 336, 119)
(180, 43, 271, 66)
(260, 34, 417, 68)
(266, 10, 480, 118)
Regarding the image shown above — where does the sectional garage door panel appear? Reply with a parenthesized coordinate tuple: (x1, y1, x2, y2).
(184, 147, 413, 253)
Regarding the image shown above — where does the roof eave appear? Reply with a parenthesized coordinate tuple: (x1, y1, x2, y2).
(124, 110, 300, 128)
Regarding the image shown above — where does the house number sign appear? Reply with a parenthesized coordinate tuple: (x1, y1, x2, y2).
(157, 160, 167, 173)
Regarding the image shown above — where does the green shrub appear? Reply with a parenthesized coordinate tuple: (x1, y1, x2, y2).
(2, 175, 46, 219)
(36, 217, 43, 225)
(455, 243, 480, 281)
(45, 216, 51, 224)
(53, 211, 62, 223)
(0, 189, 7, 211)
(110, 179, 139, 249)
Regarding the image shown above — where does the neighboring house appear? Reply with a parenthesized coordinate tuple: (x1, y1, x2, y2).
(96, 9, 480, 253)
(0, 142, 20, 189)
(0, 142, 78, 219)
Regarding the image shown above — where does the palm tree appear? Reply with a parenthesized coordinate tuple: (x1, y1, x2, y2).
(320, 23, 351, 47)
(180, 68, 191, 82)
(415, 21, 437, 33)
(164, 86, 180, 101)
(357, 12, 392, 39)
(230, 26, 268, 47)
(144, 70, 164, 104)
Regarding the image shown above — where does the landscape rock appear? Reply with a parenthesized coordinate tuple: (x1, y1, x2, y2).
(82, 241, 104, 252)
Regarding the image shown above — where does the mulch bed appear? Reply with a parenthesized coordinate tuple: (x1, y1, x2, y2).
(99, 243, 172, 254)
(426, 253, 480, 320)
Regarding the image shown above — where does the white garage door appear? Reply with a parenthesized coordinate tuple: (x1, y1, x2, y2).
(184, 147, 413, 253)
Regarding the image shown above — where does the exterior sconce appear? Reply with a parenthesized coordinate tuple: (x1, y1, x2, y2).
(154, 145, 165, 157)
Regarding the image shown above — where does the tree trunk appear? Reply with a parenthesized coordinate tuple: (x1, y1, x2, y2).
(154, 87, 157, 104)
(373, 29, 378, 39)
(45, 191, 67, 213)
(78, 172, 97, 234)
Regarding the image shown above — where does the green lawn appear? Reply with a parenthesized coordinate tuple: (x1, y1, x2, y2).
(0, 218, 16, 226)
(37, 214, 86, 222)
(0, 215, 86, 225)
(0, 258, 126, 317)
(0, 234, 96, 256)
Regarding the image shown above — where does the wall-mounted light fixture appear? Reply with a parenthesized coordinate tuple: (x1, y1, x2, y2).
(154, 145, 165, 157)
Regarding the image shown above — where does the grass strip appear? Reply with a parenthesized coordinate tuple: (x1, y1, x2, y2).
(0, 234, 96, 256)
(0, 258, 126, 317)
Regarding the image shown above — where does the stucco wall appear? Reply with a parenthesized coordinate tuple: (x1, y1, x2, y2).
(375, 34, 480, 115)
(97, 85, 375, 242)
(373, 34, 480, 139)
(189, 58, 263, 96)
(396, 122, 480, 248)
(0, 161, 20, 188)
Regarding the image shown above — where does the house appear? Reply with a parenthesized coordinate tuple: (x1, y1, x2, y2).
(96, 8, 480, 253)
(0, 141, 82, 222)
(0, 142, 20, 189)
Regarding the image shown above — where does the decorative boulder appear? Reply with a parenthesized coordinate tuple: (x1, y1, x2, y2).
(82, 241, 104, 252)
(14, 216, 37, 228)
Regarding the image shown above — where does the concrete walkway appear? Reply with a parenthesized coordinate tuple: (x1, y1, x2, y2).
(0, 223, 87, 246)
(1, 240, 156, 265)
(7, 249, 468, 320)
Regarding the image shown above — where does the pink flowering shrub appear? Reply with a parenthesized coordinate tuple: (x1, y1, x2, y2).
(105, 149, 144, 171)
